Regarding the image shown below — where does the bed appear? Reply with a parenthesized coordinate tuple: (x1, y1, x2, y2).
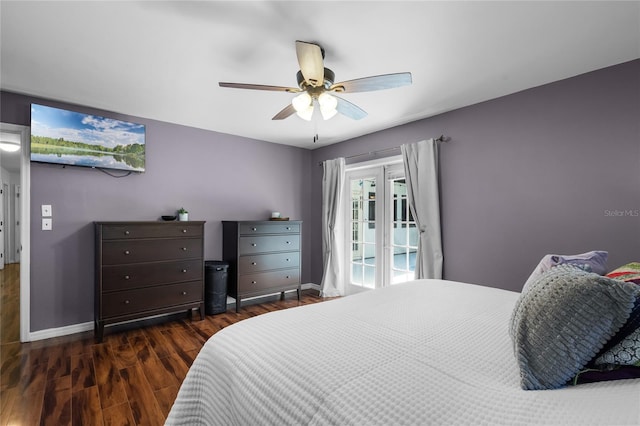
(165, 277, 640, 425)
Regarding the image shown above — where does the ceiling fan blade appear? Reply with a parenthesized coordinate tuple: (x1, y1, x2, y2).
(295, 40, 324, 88)
(335, 96, 367, 120)
(272, 104, 296, 120)
(219, 82, 300, 92)
(330, 72, 412, 93)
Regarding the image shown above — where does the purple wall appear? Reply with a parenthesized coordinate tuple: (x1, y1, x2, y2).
(310, 59, 640, 291)
(2, 59, 638, 332)
(0, 92, 313, 332)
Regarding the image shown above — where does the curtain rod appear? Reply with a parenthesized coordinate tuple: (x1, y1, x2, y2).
(318, 135, 449, 166)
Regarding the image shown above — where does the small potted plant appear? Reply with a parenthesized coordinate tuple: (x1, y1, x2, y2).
(178, 207, 189, 222)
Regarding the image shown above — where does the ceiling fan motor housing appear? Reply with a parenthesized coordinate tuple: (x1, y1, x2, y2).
(297, 68, 336, 92)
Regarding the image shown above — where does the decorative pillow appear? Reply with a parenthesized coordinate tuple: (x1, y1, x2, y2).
(592, 297, 640, 367)
(593, 328, 640, 367)
(510, 264, 640, 390)
(521, 250, 608, 292)
(606, 262, 640, 284)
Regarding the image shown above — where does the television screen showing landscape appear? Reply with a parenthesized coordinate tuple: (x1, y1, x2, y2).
(30, 104, 145, 172)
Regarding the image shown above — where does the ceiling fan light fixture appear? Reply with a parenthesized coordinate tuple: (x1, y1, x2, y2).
(318, 92, 338, 120)
(318, 92, 337, 109)
(296, 106, 314, 121)
(292, 92, 312, 113)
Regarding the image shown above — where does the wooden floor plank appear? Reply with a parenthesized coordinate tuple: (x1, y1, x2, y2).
(154, 385, 180, 418)
(70, 353, 96, 392)
(112, 342, 138, 370)
(19, 359, 48, 395)
(5, 389, 44, 426)
(102, 402, 136, 426)
(143, 327, 174, 359)
(71, 386, 103, 426)
(119, 363, 165, 426)
(92, 343, 128, 409)
(45, 345, 71, 381)
(40, 378, 72, 426)
(0, 386, 19, 425)
(159, 352, 190, 385)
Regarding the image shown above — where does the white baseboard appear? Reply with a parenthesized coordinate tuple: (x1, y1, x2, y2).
(302, 282, 320, 291)
(27, 321, 93, 342)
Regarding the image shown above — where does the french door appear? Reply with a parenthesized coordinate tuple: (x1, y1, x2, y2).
(344, 160, 417, 293)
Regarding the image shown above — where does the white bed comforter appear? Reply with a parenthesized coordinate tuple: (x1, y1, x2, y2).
(166, 279, 640, 425)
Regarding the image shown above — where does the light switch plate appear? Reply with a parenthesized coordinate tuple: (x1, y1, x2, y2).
(41, 204, 52, 217)
(42, 218, 52, 231)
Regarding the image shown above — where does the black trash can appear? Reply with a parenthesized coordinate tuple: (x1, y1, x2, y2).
(204, 261, 229, 315)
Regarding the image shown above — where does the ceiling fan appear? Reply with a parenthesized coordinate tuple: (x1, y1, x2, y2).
(219, 40, 412, 121)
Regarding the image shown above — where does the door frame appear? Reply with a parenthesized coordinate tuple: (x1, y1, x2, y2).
(0, 122, 31, 342)
(342, 156, 403, 294)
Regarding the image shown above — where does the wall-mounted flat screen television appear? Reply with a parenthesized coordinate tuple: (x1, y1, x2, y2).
(30, 103, 146, 172)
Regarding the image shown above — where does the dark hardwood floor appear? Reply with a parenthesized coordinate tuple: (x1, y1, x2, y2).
(0, 264, 327, 425)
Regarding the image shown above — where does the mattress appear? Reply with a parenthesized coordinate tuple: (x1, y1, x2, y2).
(165, 279, 640, 425)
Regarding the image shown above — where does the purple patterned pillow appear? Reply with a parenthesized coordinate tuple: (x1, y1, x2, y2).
(522, 251, 608, 292)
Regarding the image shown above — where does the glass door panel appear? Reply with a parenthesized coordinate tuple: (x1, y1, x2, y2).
(348, 175, 379, 291)
(388, 177, 417, 285)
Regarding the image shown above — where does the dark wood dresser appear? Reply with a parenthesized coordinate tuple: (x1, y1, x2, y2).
(94, 221, 205, 341)
(223, 220, 302, 312)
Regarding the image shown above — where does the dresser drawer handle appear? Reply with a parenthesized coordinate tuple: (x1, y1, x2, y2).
(124, 250, 131, 255)
(251, 280, 257, 284)
(182, 291, 187, 295)
(251, 243, 257, 247)
(124, 300, 130, 305)
(286, 241, 291, 245)
(124, 275, 130, 280)
(286, 275, 290, 279)
(251, 262, 257, 266)
(286, 258, 290, 262)
(286, 227, 291, 230)
(181, 247, 187, 251)
(182, 229, 187, 233)
(124, 230, 130, 236)
(251, 227, 257, 231)
(182, 269, 187, 273)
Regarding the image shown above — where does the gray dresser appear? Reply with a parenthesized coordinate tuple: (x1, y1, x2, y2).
(222, 220, 302, 311)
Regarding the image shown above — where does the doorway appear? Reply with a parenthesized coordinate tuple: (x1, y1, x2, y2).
(0, 122, 31, 343)
(343, 158, 418, 294)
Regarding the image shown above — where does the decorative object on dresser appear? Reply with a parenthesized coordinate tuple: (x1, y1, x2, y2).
(223, 220, 302, 312)
(94, 221, 205, 342)
(178, 207, 189, 221)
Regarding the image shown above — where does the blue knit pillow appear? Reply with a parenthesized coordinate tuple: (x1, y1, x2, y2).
(510, 265, 640, 390)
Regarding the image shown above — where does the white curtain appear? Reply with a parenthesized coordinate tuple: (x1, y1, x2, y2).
(320, 157, 346, 297)
(401, 139, 443, 279)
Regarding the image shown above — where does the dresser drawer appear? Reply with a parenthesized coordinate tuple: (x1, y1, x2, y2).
(102, 238, 203, 265)
(238, 268, 300, 293)
(239, 222, 300, 235)
(102, 281, 202, 318)
(102, 259, 203, 292)
(238, 252, 299, 273)
(101, 223, 203, 240)
(239, 235, 300, 255)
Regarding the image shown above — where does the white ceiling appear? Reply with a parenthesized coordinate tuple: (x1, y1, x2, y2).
(1, 1, 639, 150)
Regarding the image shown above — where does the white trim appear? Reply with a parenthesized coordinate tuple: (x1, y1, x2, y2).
(301, 282, 320, 291)
(28, 321, 93, 342)
(0, 123, 30, 343)
(345, 155, 402, 171)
